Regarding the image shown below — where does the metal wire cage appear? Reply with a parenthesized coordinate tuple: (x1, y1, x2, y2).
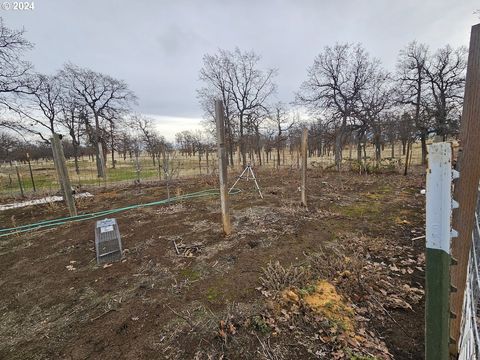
(95, 218, 123, 265)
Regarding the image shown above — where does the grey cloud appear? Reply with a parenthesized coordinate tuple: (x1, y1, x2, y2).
(4, 0, 478, 124)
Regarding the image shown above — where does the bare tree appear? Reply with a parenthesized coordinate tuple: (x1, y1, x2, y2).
(130, 114, 165, 167)
(199, 48, 277, 167)
(383, 114, 399, 159)
(61, 63, 136, 178)
(0, 131, 20, 162)
(297, 43, 379, 170)
(425, 45, 467, 139)
(198, 54, 237, 166)
(247, 108, 268, 165)
(396, 41, 430, 164)
(101, 106, 125, 169)
(58, 93, 85, 173)
(357, 68, 392, 163)
(14, 73, 64, 142)
(116, 130, 135, 160)
(269, 102, 295, 167)
(397, 111, 414, 155)
(0, 17, 33, 120)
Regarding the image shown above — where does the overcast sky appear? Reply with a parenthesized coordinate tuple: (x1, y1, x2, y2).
(4, 0, 478, 140)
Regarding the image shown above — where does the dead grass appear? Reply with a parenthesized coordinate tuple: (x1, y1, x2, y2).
(259, 261, 309, 292)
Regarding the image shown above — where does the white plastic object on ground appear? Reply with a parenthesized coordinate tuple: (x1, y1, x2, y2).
(0, 192, 93, 211)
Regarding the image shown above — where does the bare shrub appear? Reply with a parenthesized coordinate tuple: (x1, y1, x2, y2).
(259, 261, 308, 291)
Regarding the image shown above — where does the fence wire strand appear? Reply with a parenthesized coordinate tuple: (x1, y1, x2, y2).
(458, 195, 480, 360)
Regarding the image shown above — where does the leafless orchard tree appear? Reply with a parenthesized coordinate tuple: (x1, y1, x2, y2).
(297, 43, 379, 170)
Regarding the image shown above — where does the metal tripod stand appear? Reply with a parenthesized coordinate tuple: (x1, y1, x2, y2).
(229, 164, 263, 199)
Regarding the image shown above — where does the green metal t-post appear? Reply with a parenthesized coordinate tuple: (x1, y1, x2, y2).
(425, 142, 455, 360)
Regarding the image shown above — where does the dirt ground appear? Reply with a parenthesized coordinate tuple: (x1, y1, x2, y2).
(0, 167, 426, 359)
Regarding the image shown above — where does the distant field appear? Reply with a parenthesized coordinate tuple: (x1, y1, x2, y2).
(0, 142, 424, 199)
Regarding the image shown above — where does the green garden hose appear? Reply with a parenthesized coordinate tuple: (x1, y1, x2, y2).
(0, 188, 241, 238)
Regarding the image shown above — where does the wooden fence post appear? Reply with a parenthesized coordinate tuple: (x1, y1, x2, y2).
(26, 152, 36, 192)
(425, 142, 453, 360)
(15, 162, 24, 198)
(215, 100, 232, 235)
(449, 23, 480, 354)
(301, 128, 308, 207)
(51, 134, 77, 216)
(135, 152, 140, 183)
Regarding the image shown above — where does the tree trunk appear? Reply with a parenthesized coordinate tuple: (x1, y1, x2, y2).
(239, 115, 247, 167)
(335, 130, 344, 171)
(404, 141, 411, 176)
(73, 142, 80, 175)
(110, 124, 116, 169)
(357, 138, 362, 163)
(420, 132, 427, 165)
(198, 152, 202, 174)
(375, 142, 381, 164)
(363, 142, 367, 170)
(94, 113, 106, 178)
(226, 119, 234, 167)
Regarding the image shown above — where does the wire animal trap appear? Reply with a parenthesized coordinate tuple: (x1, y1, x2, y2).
(95, 218, 123, 265)
(229, 164, 263, 199)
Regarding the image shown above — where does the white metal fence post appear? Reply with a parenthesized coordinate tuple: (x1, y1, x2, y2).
(425, 142, 454, 360)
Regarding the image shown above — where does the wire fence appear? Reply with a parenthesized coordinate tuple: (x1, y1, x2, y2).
(458, 191, 480, 360)
(0, 153, 218, 198)
(0, 143, 424, 199)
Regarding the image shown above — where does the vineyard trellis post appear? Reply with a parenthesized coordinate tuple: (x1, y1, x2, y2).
(51, 134, 77, 216)
(26, 152, 36, 192)
(14, 162, 24, 198)
(449, 22, 480, 355)
(215, 100, 232, 235)
(301, 127, 308, 207)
